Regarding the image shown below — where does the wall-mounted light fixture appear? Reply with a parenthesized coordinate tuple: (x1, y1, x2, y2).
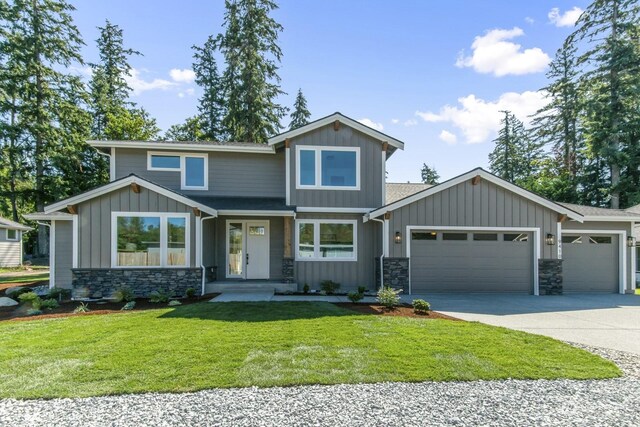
(627, 236, 636, 247)
(545, 233, 556, 246)
(394, 231, 402, 244)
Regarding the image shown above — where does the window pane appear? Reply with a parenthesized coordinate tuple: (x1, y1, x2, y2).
(443, 232, 467, 241)
(228, 223, 243, 275)
(185, 157, 205, 187)
(321, 150, 356, 187)
(320, 223, 354, 258)
(412, 231, 437, 240)
(298, 223, 315, 258)
(167, 217, 186, 266)
(300, 150, 316, 185)
(151, 155, 180, 169)
(561, 235, 582, 244)
(473, 233, 497, 241)
(249, 226, 265, 236)
(590, 236, 612, 244)
(504, 233, 529, 242)
(7, 229, 17, 240)
(117, 216, 161, 266)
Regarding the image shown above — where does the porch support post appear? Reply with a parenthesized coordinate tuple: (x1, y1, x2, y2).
(284, 216, 292, 258)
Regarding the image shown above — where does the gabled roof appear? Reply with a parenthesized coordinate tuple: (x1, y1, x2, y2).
(368, 168, 583, 221)
(267, 112, 405, 151)
(559, 202, 640, 222)
(0, 217, 32, 231)
(88, 140, 274, 154)
(43, 174, 218, 216)
(386, 183, 433, 204)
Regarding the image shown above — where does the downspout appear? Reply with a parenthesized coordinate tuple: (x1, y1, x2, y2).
(200, 215, 217, 296)
(370, 216, 386, 290)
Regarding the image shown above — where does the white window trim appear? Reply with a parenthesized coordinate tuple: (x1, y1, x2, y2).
(111, 212, 191, 269)
(295, 145, 360, 191)
(6, 229, 19, 241)
(295, 219, 358, 262)
(147, 151, 209, 191)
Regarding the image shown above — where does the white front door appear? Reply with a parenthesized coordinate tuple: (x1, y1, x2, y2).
(226, 220, 270, 279)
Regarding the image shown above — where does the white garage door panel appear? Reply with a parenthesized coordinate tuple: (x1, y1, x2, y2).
(562, 233, 618, 293)
(410, 232, 533, 293)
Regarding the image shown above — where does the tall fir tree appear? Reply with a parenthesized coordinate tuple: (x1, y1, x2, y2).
(216, 0, 287, 142)
(420, 164, 440, 185)
(192, 35, 225, 141)
(164, 116, 205, 141)
(288, 88, 311, 130)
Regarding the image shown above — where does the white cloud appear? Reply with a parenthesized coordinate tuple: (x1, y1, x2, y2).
(170, 68, 196, 83)
(125, 68, 176, 95)
(439, 130, 457, 145)
(391, 118, 400, 124)
(525, 17, 535, 25)
(403, 119, 418, 127)
(177, 88, 196, 98)
(455, 27, 550, 76)
(416, 90, 547, 144)
(548, 7, 583, 27)
(358, 118, 384, 131)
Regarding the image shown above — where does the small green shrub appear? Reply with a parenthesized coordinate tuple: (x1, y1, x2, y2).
(5, 287, 31, 299)
(377, 286, 401, 309)
(302, 283, 310, 294)
(320, 280, 340, 295)
(412, 299, 431, 314)
(47, 287, 71, 301)
(185, 288, 196, 299)
(17, 292, 39, 303)
(357, 286, 366, 294)
(26, 309, 42, 316)
(149, 290, 169, 303)
(168, 300, 182, 307)
(121, 301, 136, 311)
(348, 291, 364, 303)
(73, 302, 90, 313)
(113, 287, 135, 303)
(40, 298, 59, 310)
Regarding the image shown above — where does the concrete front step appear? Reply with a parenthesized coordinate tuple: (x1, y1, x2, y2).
(205, 281, 296, 294)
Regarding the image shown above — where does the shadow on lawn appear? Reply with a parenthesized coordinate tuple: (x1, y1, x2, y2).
(158, 301, 365, 322)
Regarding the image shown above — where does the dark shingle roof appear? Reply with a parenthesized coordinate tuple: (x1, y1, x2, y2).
(558, 202, 640, 218)
(386, 183, 432, 204)
(0, 216, 32, 231)
(188, 196, 292, 211)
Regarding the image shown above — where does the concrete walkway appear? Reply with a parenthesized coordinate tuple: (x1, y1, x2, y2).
(405, 293, 640, 355)
(209, 292, 378, 303)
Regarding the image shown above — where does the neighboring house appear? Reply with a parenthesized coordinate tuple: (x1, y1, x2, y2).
(0, 217, 31, 268)
(25, 112, 640, 298)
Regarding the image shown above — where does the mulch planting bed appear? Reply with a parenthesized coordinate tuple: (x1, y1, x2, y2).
(0, 295, 217, 322)
(336, 303, 462, 320)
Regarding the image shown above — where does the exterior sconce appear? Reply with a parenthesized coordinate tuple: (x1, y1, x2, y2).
(627, 236, 636, 247)
(545, 233, 556, 246)
(394, 231, 402, 244)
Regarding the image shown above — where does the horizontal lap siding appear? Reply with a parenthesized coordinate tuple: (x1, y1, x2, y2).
(294, 213, 380, 289)
(0, 239, 21, 267)
(54, 221, 73, 288)
(77, 186, 195, 268)
(388, 179, 558, 259)
(289, 125, 383, 208)
(114, 148, 285, 198)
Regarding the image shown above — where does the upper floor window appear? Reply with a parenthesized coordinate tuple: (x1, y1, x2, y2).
(147, 152, 208, 190)
(296, 146, 360, 190)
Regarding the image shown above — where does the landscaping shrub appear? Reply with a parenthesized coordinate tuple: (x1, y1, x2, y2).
(357, 286, 366, 294)
(40, 298, 59, 310)
(185, 288, 196, 299)
(121, 301, 136, 311)
(377, 286, 401, 309)
(412, 299, 431, 314)
(73, 302, 90, 313)
(26, 309, 42, 316)
(168, 300, 182, 307)
(303, 283, 310, 294)
(320, 280, 340, 295)
(113, 287, 135, 303)
(5, 287, 31, 299)
(348, 291, 364, 303)
(17, 291, 39, 304)
(149, 290, 169, 303)
(47, 287, 71, 301)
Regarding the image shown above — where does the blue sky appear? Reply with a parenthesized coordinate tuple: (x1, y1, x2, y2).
(71, 0, 588, 183)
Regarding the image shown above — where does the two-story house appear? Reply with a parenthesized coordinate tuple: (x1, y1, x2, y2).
(26, 112, 640, 298)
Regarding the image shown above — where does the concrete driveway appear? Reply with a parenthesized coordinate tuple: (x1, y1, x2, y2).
(403, 293, 640, 355)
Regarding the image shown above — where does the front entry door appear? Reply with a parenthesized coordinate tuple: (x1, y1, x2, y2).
(226, 220, 270, 279)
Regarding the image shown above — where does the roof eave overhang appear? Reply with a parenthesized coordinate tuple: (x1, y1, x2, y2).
(581, 216, 640, 222)
(87, 140, 275, 154)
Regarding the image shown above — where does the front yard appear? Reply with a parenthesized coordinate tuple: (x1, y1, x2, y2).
(0, 301, 620, 399)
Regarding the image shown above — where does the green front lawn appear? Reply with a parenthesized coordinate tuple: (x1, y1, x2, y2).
(0, 302, 620, 399)
(636, 288, 640, 295)
(0, 272, 49, 286)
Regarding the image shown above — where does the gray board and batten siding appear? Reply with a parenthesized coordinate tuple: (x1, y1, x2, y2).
(54, 220, 73, 287)
(288, 124, 385, 209)
(114, 147, 286, 198)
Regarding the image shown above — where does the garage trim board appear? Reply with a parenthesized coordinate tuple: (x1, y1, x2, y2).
(406, 225, 541, 296)
(560, 228, 627, 294)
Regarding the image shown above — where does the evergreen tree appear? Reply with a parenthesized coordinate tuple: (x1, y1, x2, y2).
(164, 116, 205, 141)
(192, 35, 224, 141)
(420, 164, 440, 185)
(572, 0, 640, 208)
(216, 0, 287, 142)
(103, 107, 160, 141)
(289, 88, 311, 130)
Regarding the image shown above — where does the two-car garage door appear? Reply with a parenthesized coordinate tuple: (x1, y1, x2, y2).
(409, 230, 533, 293)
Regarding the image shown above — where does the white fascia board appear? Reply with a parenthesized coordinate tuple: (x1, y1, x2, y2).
(23, 213, 74, 221)
(267, 113, 405, 150)
(44, 176, 218, 216)
(297, 207, 374, 214)
(217, 210, 295, 217)
(369, 168, 584, 222)
(581, 216, 640, 222)
(88, 140, 275, 154)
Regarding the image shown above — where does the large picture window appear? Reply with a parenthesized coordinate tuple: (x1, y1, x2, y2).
(147, 152, 208, 190)
(296, 220, 357, 261)
(112, 213, 189, 268)
(296, 146, 359, 190)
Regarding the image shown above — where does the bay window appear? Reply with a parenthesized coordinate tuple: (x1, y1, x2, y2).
(296, 219, 357, 261)
(296, 146, 359, 190)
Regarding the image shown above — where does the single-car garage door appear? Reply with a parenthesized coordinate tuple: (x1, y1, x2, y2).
(562, 233, 619, 292)
(410, 230, 533, 293)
